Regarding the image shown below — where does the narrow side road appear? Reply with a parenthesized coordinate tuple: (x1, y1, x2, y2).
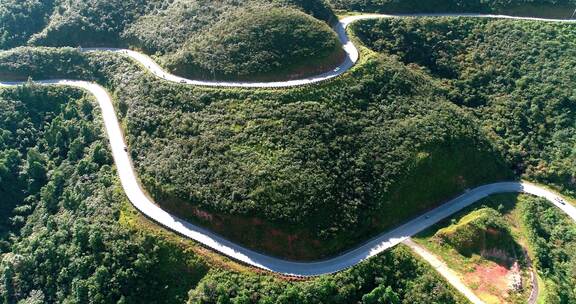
(405, 240, 542, 304)
(403, 238, 485, 304)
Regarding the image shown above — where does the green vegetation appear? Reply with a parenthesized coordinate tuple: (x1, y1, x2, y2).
(1, 2, 575, 303)
(0, 0, 339, 81)
(187, 246, 467, 304)
(0, 84, 205, 303)
(164, 6, 343, 81)
(434, 208, 516, 258)
(414, 195, 535, 303)
(0, 41, 511, 259)
(353, 17, 576, 197)
(520, 196, 576, 303)
(26, 0, 164, 47)
(0, 0, 56, 49)
(0, 84, 468, 304)
(12, 13, 575, 262)
(123, 0, 336, 56)
(330, 0, 576, 18)
(126, 51, 510, 259)
(416, 193, 576, 303)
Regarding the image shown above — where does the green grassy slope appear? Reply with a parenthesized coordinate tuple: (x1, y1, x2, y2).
(434, 207, 517, 258)
(415, 193, 576, 303)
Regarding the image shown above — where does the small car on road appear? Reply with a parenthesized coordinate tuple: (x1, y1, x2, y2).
(555, 197, 566, 205)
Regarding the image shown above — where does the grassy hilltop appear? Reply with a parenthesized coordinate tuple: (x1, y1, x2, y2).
(415, 194, 576, 303)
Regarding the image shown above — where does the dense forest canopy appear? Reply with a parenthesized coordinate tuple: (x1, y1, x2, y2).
(115, 45, 509, 258)
(0, 85, 204, 303)
(330, 0, 576, 15)
(353, 17, 576, 194)
(0, 0, 339, 81)
(0, 0, 56, 49)
(519, 196, 576, 303)
(164, 5, 342, 81)
(0, 0, 335, 50)
(0, 85, 467, 303)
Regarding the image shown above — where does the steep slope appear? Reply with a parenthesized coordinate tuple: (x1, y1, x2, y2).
(434, 208, 517, 257)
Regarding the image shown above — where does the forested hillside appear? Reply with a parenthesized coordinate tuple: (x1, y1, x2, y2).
(330, 0, 576, 17)
(0, 41, 511, 259)
(124, 52, 510, 259)
(0, 0, 340, 81)
(123, 0, 336, 56)
(0, 0, 56, 49)
(520, 196, 576, 303)
(163, 5, 343, 81)
(353, 17, 576, 196)
(0, 85, 204, 303)
(0, 84, 466, 304)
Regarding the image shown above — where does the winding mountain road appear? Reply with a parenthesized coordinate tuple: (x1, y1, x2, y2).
(1, 14, 576, 278)
(80, 13, 575, 88)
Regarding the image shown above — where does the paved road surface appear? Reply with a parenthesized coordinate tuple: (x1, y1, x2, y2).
(1, 14, 576, 277)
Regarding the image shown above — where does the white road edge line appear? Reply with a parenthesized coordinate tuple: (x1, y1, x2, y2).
(0, 14, 575, 277)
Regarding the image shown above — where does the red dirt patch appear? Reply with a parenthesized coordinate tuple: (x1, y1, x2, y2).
(465, 263, 510, 303)
(158, 195, 329, 260)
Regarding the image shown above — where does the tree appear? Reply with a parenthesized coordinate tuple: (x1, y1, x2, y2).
(2, 264, 15, 304)
(362, 286, 400, 304)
